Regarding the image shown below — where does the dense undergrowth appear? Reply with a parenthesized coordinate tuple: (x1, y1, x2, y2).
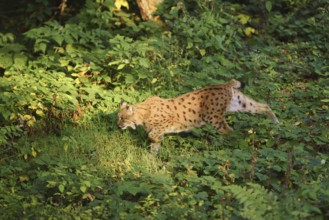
(0, 0, 328, 219)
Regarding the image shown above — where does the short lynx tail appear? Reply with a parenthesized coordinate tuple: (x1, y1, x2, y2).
(228, 89, 279, 123)
(229, 79, 242, 89)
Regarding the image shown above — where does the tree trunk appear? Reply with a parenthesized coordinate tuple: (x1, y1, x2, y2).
(136, 0, 163, 21)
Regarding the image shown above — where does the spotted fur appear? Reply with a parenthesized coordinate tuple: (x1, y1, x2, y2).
(117, 80, 279, 151)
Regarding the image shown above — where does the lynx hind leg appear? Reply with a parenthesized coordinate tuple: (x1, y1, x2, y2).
(206, 115, 233, 134)
(215, 119, 233, 134)
(228, 89, 279, 123)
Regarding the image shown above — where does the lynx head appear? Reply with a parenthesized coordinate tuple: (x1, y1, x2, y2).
(117, 100, 138, 130)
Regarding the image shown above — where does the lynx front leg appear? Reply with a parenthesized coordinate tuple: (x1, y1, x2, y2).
(148, 128, 165, 152)
(150, 143, 161, 152)
(228, 90, 279, 123)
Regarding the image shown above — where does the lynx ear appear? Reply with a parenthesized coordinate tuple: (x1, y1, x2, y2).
(127, 105, 135, 114)
(120, 99, 127, 108)
(119, 99, 135, 113)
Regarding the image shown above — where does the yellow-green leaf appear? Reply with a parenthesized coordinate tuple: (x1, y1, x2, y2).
(199, 49, 206, 57)
(10, 113, 16, 120)
(19, 175, 29, 182)
(238, 14, 251, 25)
(117, 64, 125, 70)
(27, 119, 35, 127)
(36, 109, 44, 116)
(28, 105, 37, 110)
(80, 186, 87, 193)
(244, 27, 256, 37)
(115, 0, 129, 10)
(23, 114, 32, 120)
(83, 181, 91, 187)
(31, 147, 37, 158)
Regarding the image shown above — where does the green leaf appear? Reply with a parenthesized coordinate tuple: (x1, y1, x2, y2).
(219, 56, 234, 68)
(125, 74, 134, 83)
(59, 58, 70, 67)
(0, 55, 13, 68)
(138, 57, 149, 68)
(265, 1, 272, 12)
(35, 43, 47, 54)
(137, 70, 150, 79)
(58, 184, 65, 193)
(53, 34, 64, 46)
(80, 186, 87, 193)
(117, 64, 125, 70)
(83, 180, 91, 187)
(47, 181, 57, 188)
(255, 173, 269, 181)
(14, 54, 28, 69)
(199, 49, 206, 57)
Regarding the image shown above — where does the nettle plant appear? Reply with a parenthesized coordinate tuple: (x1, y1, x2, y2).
(107, 35, 164, 88)
(0, 0, 172, 145)
(0, 1, 123, 140)
(156, 0, 254, 89)
(1, 19, 112, 144)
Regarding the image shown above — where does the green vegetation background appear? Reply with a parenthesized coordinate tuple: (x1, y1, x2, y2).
(0, 0, 328, 219)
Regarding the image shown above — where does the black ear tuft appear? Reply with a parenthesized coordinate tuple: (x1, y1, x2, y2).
(119, 99, 127, 108)
(120, 99, 126, 106)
